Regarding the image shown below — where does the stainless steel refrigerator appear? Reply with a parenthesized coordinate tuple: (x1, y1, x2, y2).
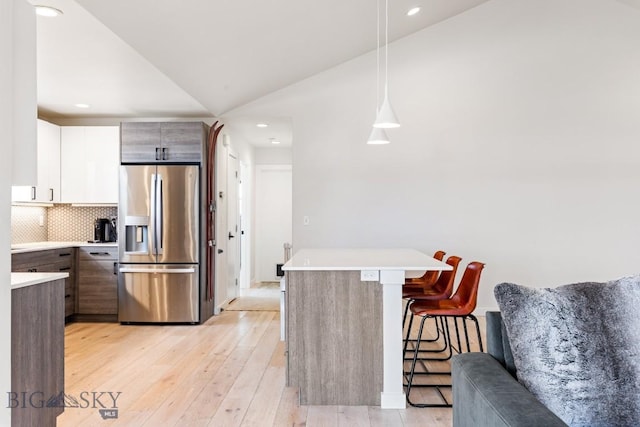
(118, 164, 200, 323)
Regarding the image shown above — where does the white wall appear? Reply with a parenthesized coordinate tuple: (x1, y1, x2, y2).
(3, 0, 37, 424)
(0, 1, 13, 424)
(11, 0, 36, 187)
(254, 147, 292, 165)
(228, 0, 640, 312)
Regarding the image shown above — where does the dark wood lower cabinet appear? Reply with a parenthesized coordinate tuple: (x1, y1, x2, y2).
(11, 248, 77, 319)
(12, 245, 119, 323)
(77, 247, 118, 321)
(12, 279, 65, 427)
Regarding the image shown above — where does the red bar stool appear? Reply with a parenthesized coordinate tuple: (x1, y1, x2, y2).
(404, 261, 485, 408)
(402, 255, 462, 349)
(404, 249, 446, 287)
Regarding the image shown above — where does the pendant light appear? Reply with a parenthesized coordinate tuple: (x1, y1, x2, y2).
(367, 127, 390, 145)
(373, 0, 400, 129)
(367, 0, 390, 144)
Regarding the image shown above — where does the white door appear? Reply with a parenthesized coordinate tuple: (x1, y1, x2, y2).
(214, 137, 228, 310)
(239, 161, 250, 290)
(255, 165, 292, 282)
(226, 152, 240, 300)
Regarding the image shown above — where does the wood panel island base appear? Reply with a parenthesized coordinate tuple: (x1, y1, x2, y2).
(11, 272, 68, 427)
(283, 248, 451, 409)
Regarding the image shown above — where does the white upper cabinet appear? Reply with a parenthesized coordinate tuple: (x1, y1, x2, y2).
(60, 126, 120, 204)
(12, 119, 61, 203)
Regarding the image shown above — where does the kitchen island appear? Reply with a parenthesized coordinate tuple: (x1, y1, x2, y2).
(282, 248, 451, 409)
(12, 272, 68, 426)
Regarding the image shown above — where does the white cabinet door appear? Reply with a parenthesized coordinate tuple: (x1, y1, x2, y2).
(39, 119, 61, 202)
(12, 119, 60, 203)
(61, 126, 119, 204)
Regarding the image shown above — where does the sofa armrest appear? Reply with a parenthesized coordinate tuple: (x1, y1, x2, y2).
(452, 353, 567, 427)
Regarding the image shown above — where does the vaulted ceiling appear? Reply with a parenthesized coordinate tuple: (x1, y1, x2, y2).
(32, 0, 492, 145)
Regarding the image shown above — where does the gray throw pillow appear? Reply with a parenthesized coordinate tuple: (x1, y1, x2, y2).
(494, 276, 640, 427)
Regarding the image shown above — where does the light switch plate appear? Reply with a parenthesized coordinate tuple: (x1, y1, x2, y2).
(360, 270, 379, 281)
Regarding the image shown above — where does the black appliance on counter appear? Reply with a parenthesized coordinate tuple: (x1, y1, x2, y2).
(93, 218, 117, 243)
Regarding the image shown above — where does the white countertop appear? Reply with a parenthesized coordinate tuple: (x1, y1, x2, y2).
(11, 272, 69, 289)
(282, 248, 452, 272)
(11, 241, 117, 254)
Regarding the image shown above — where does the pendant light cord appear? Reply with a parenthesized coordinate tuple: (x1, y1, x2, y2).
(384, 0, 389, 98)
(376, 0, 380, 111)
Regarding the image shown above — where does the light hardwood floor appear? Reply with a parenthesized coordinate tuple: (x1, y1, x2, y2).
(58, 292, 484, 427)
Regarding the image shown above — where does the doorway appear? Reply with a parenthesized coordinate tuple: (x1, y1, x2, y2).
(254, 165, 292, 284)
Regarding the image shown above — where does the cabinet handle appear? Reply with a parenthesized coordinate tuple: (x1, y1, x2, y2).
(49, 188, 54, 202)
(28, 268, 37, 272)
(59, 253, 71, 257)
(162, 147, 168, 160)
(59, 267, 71, 271)
(30, 186, 36, 201)
(113, 262, 118, 275)
(89, 252, 111, 256)
(155, 147, 161, 161)
(65, 294, 71, 299)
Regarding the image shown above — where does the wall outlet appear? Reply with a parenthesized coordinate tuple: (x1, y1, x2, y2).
(303, 216, 310, 226)
(38, 215, 44, 227)
(360, 270, 379, 281)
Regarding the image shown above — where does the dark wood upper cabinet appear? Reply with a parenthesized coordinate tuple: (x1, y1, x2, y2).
(120, 121, 206, 164)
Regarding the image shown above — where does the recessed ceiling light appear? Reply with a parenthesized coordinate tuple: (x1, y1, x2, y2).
(34, 5, 63, 17)
(74, 103, 90, 108)
(269, 138, 281, 145)
(256, 123, 268, 128)
(407, 7, 421, 16)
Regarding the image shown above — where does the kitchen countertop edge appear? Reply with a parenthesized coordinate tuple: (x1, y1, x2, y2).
(11, 241, 118, 254)
(11, 272, 70, 290)
(282, 248, 453, 272)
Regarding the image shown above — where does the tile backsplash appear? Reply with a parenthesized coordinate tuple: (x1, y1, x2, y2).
(48, 205, 118, 242)
(11, 206, 48, 244)
(11, 205, 118, 244)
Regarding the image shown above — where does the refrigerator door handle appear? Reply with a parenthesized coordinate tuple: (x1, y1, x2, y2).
(119, 267, 196, 274)
(150, 173, 157, 256)
(156, 173, 164, 255)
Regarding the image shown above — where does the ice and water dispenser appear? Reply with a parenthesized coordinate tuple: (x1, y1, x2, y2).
(123, 216, 149, 254)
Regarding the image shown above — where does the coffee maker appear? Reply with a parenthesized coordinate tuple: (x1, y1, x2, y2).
(94, 218, 117, 242)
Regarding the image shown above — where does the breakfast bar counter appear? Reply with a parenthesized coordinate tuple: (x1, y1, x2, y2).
(282, 248, 451, 408)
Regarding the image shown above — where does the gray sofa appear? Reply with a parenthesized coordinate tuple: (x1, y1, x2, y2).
(451, 311, 567, 427)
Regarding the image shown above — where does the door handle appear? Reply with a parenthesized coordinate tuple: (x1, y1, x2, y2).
(228, 232, 235, 239)
(119, 267, 195, 274)
(217, 249, 224, 254)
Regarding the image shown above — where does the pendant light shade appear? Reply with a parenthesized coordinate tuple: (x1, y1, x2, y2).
(373, 92, 400, 128)
(367, 126, 390, 145)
